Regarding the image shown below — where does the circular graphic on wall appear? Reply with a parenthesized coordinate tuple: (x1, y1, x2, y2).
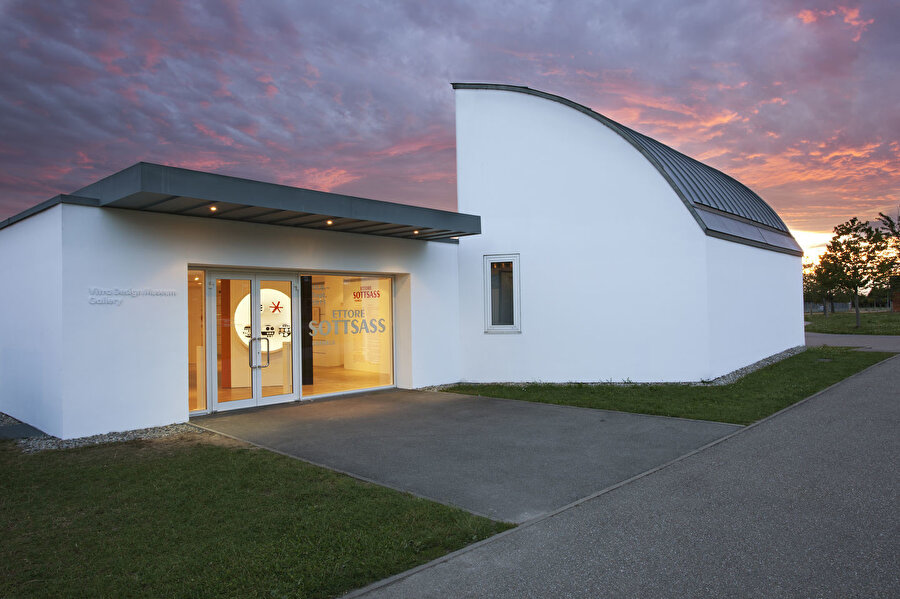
(233, 288, 292, 352)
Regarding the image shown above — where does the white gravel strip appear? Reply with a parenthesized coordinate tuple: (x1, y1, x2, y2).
(8, 422, 203, 454)
(0, 412, 26, 427)
(704, 345, 806, 385)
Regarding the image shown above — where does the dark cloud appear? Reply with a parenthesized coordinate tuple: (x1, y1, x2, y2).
(0, 0, 896, 233)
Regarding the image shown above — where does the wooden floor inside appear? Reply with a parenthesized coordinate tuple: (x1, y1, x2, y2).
(189, 364, 392, 410)
(303, 365, 392, 397)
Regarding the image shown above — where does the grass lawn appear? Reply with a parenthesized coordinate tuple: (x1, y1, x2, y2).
(0, 434, 512, 599)
(804, 310, 900, 335)
(445, 347, 894, 425)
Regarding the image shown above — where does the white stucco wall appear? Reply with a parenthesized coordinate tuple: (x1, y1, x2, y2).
(51, 203, 460, 438)
(455, 88, 712, 382)
(0, 206, 63, 435)
(2, 88, 805, 438)
(705, 236, 805, 378)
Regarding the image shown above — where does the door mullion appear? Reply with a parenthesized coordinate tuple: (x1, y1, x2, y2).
(251, 275, 262, 402)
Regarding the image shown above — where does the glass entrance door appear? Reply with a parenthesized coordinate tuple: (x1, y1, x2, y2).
(209, 272, 299, 412)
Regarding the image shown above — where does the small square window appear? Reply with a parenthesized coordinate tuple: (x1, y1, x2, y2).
(484, 254, 520, 333)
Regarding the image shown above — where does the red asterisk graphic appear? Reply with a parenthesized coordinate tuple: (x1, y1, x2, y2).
(269, 301, 283, 313)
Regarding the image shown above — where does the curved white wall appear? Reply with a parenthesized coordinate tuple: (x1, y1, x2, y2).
(456, 88, 712, 382)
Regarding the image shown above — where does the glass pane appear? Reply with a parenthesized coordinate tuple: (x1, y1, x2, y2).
(188, 270, 206, 411)
(260, 280, 293, 398)
(216, 278, 252, 402)
(491, 261, 514, 325)
(303, 275, 393, 396)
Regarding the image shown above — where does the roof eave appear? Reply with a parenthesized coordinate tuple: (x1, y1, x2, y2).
(70, 162, 480, 241)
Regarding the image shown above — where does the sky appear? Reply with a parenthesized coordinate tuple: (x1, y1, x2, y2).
(1, 0, 897, 260)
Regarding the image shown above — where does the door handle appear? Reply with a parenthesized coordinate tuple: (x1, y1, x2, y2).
(248, 337, 256, 368)
(261, 337, 271, 368)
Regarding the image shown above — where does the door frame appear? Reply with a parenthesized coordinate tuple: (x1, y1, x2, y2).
(205, 270, 301, 413)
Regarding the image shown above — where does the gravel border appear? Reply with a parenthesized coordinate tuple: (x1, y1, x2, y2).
(0, 412, 24, 427)
(703, 345, 806, 385)
(7, 422, 205, 454)
(423, 345, 807, 390)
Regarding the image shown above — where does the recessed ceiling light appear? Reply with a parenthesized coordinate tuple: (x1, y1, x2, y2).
(413, 230, 419, 235)
(209, 206, 217, 212)
(326, 219, 333, 225)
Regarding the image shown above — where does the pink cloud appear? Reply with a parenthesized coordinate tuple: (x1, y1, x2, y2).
(194, 123, 236, 146)
(796, 6, 874, 42)
(839, 6, 875, 41)
(280, 167, 361, 192)
(370, 132, 454, 159)
(257, 74, 278, 97)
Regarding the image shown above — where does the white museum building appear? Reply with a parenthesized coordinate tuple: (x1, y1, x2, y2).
(0, 84, 804, 439)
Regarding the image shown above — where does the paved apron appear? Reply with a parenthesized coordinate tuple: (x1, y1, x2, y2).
(195, 390, 738, 523)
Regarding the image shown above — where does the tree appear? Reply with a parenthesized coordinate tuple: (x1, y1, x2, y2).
(879, 212, 900, 238)
(817, 218, 889, 328)
(814, 254, 841, 316)
(807, 259, 835, 316)
(802, 263, 820, 314)
(878, 212, 900, 307)
(805, 259, 838, 315)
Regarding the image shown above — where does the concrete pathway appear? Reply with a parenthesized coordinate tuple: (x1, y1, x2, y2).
(349, 356, 900, 598)
(194, 390, 738, 523)
(806, 331, 900, 352)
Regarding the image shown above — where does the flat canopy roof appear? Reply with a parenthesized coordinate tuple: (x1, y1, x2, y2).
(11, 162, 479, 242)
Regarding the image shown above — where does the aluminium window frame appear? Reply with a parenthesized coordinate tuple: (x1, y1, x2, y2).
(483, 253, 521, 334)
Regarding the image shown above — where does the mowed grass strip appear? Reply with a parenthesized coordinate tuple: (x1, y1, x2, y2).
(0, 436, 512, 599)
(446, 347, 893, 425)
(804, 310, 900, 335)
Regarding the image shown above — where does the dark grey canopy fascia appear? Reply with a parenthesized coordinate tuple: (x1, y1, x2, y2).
(0, 194, 99, 231)
(453, 83, 802, 256)
(67, 162, 480, 242)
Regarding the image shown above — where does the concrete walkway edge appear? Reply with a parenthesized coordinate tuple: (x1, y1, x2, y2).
(340, 352, 900, 599)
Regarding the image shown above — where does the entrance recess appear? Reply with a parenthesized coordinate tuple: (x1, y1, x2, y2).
(188, 268, 395, 414)
(209, 272, 299, 411)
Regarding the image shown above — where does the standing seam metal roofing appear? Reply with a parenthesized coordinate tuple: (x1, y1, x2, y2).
(452, 83, 802, 256)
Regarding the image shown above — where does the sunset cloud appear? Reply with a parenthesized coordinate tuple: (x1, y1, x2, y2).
(796, 5, 875, 42)
(284, 167, 361, 192)
(0, 0, 895, 235)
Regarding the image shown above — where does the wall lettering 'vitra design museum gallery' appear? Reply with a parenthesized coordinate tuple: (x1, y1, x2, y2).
(0, 84, 804, 439)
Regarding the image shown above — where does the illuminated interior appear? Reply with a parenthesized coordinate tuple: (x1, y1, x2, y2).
(258, 280, 294, 398)
(216, 277, 253, 403)
(188, 270, 393, 412)
(187, 270, 206, 411)
(303, 274, 393, 397)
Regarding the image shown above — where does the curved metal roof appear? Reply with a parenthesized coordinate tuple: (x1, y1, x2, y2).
(452, 83, 801, 256)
